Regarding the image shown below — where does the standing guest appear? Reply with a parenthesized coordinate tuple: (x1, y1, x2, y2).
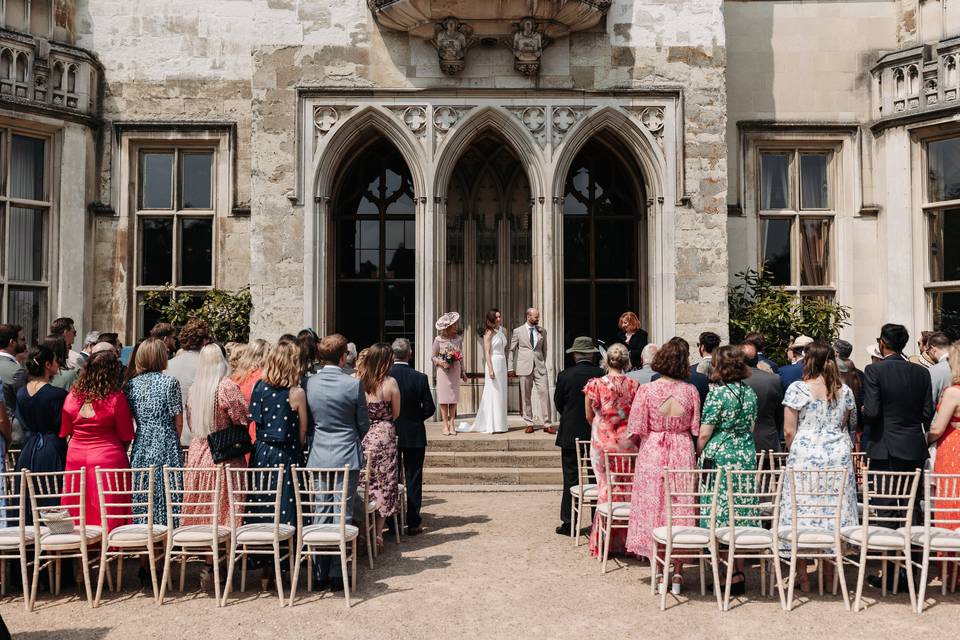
(78, 331, 100, 366)
(834, 339, 865, 445)
(926, 331, 952, 405)
(553, 337, 604, 536)
(44, 335, 78, 390)
(149, 322, 178, 359)
(61, 351, 134, 530)
(627, 343, 659, 385)
(297, 329, 321, 375)
(910, 330, 937, 370)
(777, 340, 859, 591)
(357, 343, 401, 551)
(697, 345, 758, 596)
(305, 334, 369, 591)
(927, 340, 960, 528)
(50, 317, 82, 370)
(125, 338, 183, 526)
(343, 343, 358, 377)
(390, 338, 435, 535)
(166, 318, 211, 445)
(741, 342, 784, 453)
(778, 335, 813, 390)
(230, 338, 270, 450)
(432, 312, 466, 436)
(584, 343, 639, 557)
(0, 324, 26, 444)
(615, 311, 649, 372)
(510, 308, 554, 434)
(626, 337, 700, 592)
(692, 331, 721, 377)
(744, 331, 780, 374)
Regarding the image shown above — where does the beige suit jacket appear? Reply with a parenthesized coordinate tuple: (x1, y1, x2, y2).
(509, 324, 547, 377)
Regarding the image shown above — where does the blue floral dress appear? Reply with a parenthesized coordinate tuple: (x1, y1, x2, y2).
(248, 381, 303, 527)
(700, 382, 758, 527)
(126, 372, 183, 525)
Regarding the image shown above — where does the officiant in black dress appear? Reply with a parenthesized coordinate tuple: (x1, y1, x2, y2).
(615, 311, 649, 370)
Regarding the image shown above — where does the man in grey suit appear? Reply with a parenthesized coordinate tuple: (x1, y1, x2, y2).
(305, 333, 369, 592)
(509, 308, 554, 434)
(926, 331, 951, 405)
(742, 342, 784, 454)
(0, 324, 26, 445)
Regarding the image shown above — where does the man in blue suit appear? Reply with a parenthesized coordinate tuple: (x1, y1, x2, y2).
(778, 335, 813, 390)
(305, 333, 369, 592)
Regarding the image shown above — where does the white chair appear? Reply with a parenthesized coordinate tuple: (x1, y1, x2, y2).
(843, 468, 920, 612)
(779, 467, 850, 611)
(596, 451, 636, 574)
(26, 469, 102, 610)
(288, 465, 359, 607)
(158, 466, 230, 605)
(94, 466, 168, 606)
(0, 470, 32, 609)
(851, 452, 869, 517)
(718, 468, 786, 610)
(359, 455, 401, 564)
(221, 466, 296, 606)
(913, 471, 960, 613)
(396, 437, 408, 535)
(571, 439, 597, 546)
(651, 468, 721, 611)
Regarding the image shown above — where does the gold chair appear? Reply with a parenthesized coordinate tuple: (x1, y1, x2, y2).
(0, 470, 32, 609)
(912, 471, 960, 613)
(571, 439, 597, 546)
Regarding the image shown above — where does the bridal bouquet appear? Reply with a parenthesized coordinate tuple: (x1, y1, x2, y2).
(439, 344, 463, 366)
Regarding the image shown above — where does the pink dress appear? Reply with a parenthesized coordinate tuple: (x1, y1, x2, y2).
(433, 336, 463, 404)
(584, 375, 640, 556)
(184, 378, 249, 527)
(624, 379, 701, 559)
(61, 391, 135, 530)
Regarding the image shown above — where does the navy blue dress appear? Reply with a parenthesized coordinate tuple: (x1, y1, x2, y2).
(248, 381, 303, 527)
(15, 383, 69, 524)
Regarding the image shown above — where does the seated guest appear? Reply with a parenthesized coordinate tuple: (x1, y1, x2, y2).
(626, 343, 659, 385)
(553, 337, 604, 536)
(744, 331, 779, 374)
(625, 337, 700, 594)
(615, 312, 649, 372)
(778, 335, 813, 389)
(741, 341, 784, 453)
(778, 340, 858, 592)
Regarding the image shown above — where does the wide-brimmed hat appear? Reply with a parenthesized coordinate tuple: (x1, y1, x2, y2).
(789, 335, 814, 351)
(865, 343, 882, 360)
(435, 312, 460, 331)
(566, 336, 600, 354)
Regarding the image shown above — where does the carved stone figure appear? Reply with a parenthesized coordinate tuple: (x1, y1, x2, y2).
(431, 17, 475, 76)
(513, 18, 546, 76)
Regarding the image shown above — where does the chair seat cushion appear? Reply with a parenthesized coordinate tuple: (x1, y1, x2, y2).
(595, 502, 631, 518)
(777, 526, 836, 547)
(170, 525, 230, 544)
(302, 524, 359, 544)
(716, 526, 774, 547)
(108, 523, 168, 544)
(906, 527, 960, 550)
(652, 526, 711, 547)
(841, 525, 908, 549)
(570, 484, 598, 499)
(0, 527, 34, 547)
(236, 523, 296, 544)
(39, 525, 102, 547)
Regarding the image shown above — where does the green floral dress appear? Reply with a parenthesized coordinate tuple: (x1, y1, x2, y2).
(699, 382, 758, 527)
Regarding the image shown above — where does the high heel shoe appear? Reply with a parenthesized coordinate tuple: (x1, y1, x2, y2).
(137, 567, 150, 589)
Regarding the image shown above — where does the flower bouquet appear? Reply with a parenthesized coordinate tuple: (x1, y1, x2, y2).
(439, 344, 463, 367)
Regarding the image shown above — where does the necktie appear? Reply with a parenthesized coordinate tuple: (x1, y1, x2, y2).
(529, 326, 535, 349)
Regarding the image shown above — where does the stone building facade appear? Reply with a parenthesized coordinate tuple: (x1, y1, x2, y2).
(1, 0, 957, 399)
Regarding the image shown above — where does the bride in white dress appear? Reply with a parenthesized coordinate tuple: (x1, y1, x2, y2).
(457, 309, 509, 434)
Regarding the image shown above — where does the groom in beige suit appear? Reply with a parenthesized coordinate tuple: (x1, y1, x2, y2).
(509, 308, 554, 434)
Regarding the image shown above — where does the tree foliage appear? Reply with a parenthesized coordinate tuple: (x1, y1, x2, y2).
(142, 286, 253, 343)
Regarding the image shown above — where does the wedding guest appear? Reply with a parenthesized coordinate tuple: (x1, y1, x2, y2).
(744, 331, 780, 374)
(693, 331, 720, 377)
(697, 345, 758, 596)
(584, 342, 639, 557)
(834, 339, 864, 445)
(927, 331, 952, 405)
(553, 336, 603, 536)
(0, 324, 27, 443)
(50, 317, 82, 370)
(615, 311, 649, 372)
(626, 343, 658, 385)
(741, 341, 784, 453)
(626, 337, 700, 593)
(306, 333, 369, 591)
(166, 318, 211, 445)
(909, 330, 936, 370)
(343, 342, 358, 376)
(927, 340, 960, 528)
(297, 329, 321, 375)
(230, 338, 270, 450)
(78, 331, 100, 366)
(149, 322, 178, 358)
(391, 338, 435, 535)
(432, 312, 466, 436)
(44, 334, 78, 390)
(778, 340, 859, 591)
(125, 338, 183, 525)
(61, 351, 134, 530)
(779, 335, 813, 389)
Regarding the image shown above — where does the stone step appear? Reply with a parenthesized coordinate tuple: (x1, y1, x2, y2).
(424, 450, 560, 468)
(426, 435, 557, 452)
(423, 467, 563, 485)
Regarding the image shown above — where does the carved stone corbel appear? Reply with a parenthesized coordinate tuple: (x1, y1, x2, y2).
(430, 17, 477, 76)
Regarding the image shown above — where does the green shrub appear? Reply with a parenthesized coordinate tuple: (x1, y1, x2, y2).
(142, 286, 253, 343)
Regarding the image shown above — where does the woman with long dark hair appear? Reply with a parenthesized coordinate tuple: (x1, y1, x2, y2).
(457, 309, 508, 434)
(15, 346, 69, 503)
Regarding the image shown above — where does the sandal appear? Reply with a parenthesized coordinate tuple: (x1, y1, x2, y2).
(376, 536, 385, 554)
(671, 573, 683, 595)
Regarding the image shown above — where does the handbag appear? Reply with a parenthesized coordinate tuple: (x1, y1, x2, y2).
(206, 397, 254, 463)
(39, 508, 75, 534)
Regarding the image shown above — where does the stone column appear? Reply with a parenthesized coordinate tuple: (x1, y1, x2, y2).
(876, 126, 915, 330)
(57, 123, 92, 342)
(415, 195, 436, 373)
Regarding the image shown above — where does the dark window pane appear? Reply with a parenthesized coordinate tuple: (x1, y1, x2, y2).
(596, 283, 636, 346)
(140, 218, 173, 285)
(929, 208, 960, 282)
(760, 153, 790, 210)
(8, 286, 46, 346)
(385, 220, 415, 278)
(564, 283, 591, 355)
(929, 137, 960, 203)
(138, 292, 170, 338)
(760, 217, 792, 286)
(141, 153, 174, 209)
(337, 282, 380, 351)
(595, 219, 635, 278)
(800, 154, 829, 209)
(799, 218, 831, 286)
(181, 152, 214, 209)
(335, 140, 413, 218)
(384, 169, 415, 215)
(11, 135, 44, 201)
(563, 166, 589, 216)
(933, 291, 960, 341)
(8, 207, 45, 281)
(384, 282, 415, 347)
(564, 219, 589, 279)
(180, 218, 213, 286)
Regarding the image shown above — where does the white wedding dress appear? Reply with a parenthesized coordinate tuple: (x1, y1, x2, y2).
(457, 327, 509, 434)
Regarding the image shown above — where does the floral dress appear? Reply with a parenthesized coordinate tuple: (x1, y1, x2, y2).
(362, 400, 399, 518)
(126, 372, 183, 525)
(625, 379, 701, 558)
(700, 382, 758, 527)
(584, 374, 639, 556)
(933, 384, 960, 529)
(777, 381, 859, 550)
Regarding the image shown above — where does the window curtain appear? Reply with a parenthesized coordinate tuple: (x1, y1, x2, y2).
(800, 220, 830, 286)
(761, 155, 789, 210)
(800, 156, 827, 209)
(10, 136, 45, 283)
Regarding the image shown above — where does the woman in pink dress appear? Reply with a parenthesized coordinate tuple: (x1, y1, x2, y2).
(432, 312, 466, 436)
(584, 343, 639, 556)
(625, 337, 700, 593)
(61, 350, 135, 530)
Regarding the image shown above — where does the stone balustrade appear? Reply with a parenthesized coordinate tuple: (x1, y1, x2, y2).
(873, 35, 960, 126)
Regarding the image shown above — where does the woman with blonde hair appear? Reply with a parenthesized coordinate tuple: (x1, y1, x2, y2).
(433, 312, 467, 436)
(615, 311, 649, 372)
(358, 342, 401, 551)
(230, 338, 270, 453)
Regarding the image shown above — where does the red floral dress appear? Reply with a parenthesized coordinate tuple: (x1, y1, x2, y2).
(934, 384, 960, 529)
(584, 374, 639, 556)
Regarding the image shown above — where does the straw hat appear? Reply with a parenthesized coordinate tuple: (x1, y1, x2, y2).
(435, 312, 460, 331)
(865, 343, 882, 360)
(789, 335, 814, 351)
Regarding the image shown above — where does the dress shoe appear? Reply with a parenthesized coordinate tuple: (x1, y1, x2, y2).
(555, 523, 572, 536)
(312, 576, 329, 592)
(543, 426, 557, 435)
(524, 425, 535, 434)
(868, 571, 909, 592)
(406, 526, 425, 536)
(328, 577, 345, 592)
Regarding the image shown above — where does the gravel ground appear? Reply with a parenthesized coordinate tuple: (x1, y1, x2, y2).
(3, 491, 958, 639)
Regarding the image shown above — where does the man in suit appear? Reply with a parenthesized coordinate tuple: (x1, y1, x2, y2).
(389, 337, 436, 535)
(553, 337, 604, 536)
(778, 335, 813, 390)
(926, 331, 952, 406)
(0, 324, 26, 445)
(744, 331, 780, 373)
(305, 333, 370, 591)
(741, 342, 784, 453)
(509, 308, 553, 434)
(692, 331, 720, 377)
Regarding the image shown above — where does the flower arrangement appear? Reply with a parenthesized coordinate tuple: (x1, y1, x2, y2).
(439, 344, 463, 366)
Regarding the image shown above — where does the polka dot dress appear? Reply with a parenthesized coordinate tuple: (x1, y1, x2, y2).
(248, 380, 303, 529)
